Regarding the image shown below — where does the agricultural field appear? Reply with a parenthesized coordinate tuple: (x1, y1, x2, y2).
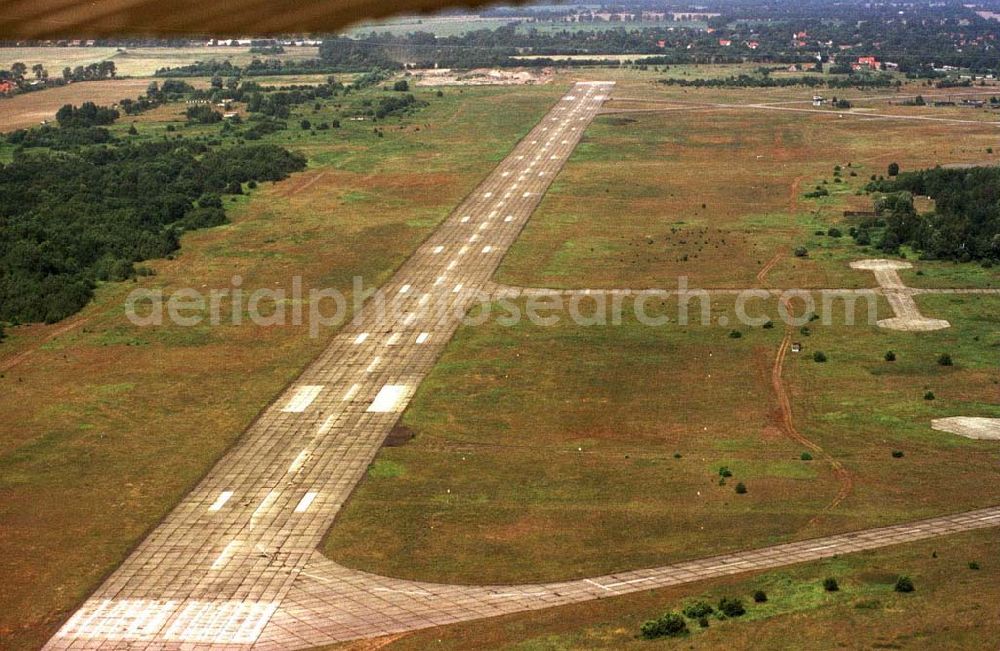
(0, 45, 320, 77)
(0, 79, 564, 651)
(0, 78, 162, 131)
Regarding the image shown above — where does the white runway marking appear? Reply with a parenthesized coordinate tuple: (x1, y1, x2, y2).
(483, 192, 493, 198)
(386, 333, 401, 346)
(367, 384, 413, 413)
(469, 234, 480, 242)
(434, 276, 445, 285)
(252, 491, 279, 518)
(460, 215, 470, 222)
(398, 284, 410, 294)
(447, 260, 458, 270)
(458, 245, 468, 255)
(208, 491, 233, 512)
(453, 283, 464, 293)
(353, 333, 368, 344)
(419, 293, 431, 305)
(341, 383, 360, 402)
(482, 246, 493, 253)
(416, 332, 429, 344)
(281, 385, 323, 413)
(432, 245, 444, 254)
(403, 313, 417, 326)
(505, 215, 513, 222)
(211, 540, 239, 570)
(294, 492, 317, 513)
(288, 450, 310, 473)
(365, 357, 381, 373)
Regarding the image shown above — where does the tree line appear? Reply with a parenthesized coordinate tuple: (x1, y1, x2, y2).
(0, 118, 306, 324)
(865, 167, 1000, 263)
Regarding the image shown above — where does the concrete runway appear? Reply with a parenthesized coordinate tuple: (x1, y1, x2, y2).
(45, 82, 1000, 650)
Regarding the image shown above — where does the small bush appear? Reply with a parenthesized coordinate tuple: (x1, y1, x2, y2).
(969, 561, 980, 570)
(924, 391, 936, 401)
(823, 577, 839, 592)
(682, 601, 715, 619)
(753, 590, 768, 603)
(762, 320, 774, 329)
(885, 350, 896, 361)
(801, 452, 813, 461)
(827, 227, 843, 238)
(892, 450, 904, 458)
(735, 482, 747, 494)
(640, 612, 688, 639)
(729, 330, 743, 339)
(719, 466, 733, 478)
(794, 246, 809, 257)
(894, 576, 914, 593)
(937, 353, 953, 366)
(813, 351, 828, 363)
(718, 597, 746, 617)
(698, 616, 710, 628)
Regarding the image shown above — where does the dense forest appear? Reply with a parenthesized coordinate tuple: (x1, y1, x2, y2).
(0, 129, 306, 323)
(866, 167, 1000, 263)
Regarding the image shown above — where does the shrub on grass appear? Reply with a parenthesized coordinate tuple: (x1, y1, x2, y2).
(969, 561, 980, 570)
(801, 452, 813, 461)
(682, 601, 715, 619)
(762, 320, 774, 329)
(640, 612, 688, 639)
(827, 227, 843, 238)
(937, 353, 953, 366)
(698, 616, 710, 628)
(719, 466, 733, 478)
(823, 577, 839, 592)
(794, 246, 808, 257)
(753, 590, 768, 603)
(813, 351, 827, 363)
(735, 482, 747, 494)
(729, 330, 742, 338)
(885, 350, 896, 361)
(892, 450, 904, 458)
(894, 576, 914, 593)
(718, 597, 746, 617)
(924, 391, 935, 401)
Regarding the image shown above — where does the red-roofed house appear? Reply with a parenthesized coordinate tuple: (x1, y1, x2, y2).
(854, 56, 879, 70)
(718, 38, 732, 46)
(0, 80, 15, 95)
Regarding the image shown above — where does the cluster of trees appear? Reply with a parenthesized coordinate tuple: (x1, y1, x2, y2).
(6, 124, 114, 149)
(118, 79, 196, 116)
(0, 132, 306, 323)
(658, 72, 896, 89)
(865, 167, 1000, 262)
(372, 93, 425, 119)
(55, 102, 120, 127)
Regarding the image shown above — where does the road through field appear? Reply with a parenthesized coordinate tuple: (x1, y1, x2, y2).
(44, 82, 1000, 651)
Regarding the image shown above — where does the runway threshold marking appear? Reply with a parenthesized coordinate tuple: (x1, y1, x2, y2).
(208, 491, 233, 511)
(367, 384, 412, 413)
(281, 385, 323, 413)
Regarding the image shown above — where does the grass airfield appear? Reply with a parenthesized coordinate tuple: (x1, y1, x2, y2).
(0, 65, 997, 649)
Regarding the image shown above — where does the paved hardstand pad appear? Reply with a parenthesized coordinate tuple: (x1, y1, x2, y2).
(45, 83, 1000, 650)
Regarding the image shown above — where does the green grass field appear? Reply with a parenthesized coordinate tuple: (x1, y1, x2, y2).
(322, 293, 1000, 582)
(0, 78, 564, 651)
(370, 528, 1000, 649)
